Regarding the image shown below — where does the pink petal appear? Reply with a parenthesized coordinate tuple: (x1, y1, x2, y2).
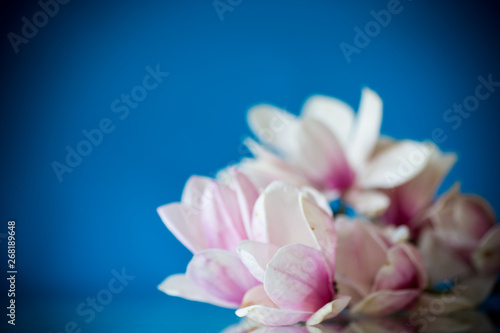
(372, 244, 424, 292)
(351, 289, 420, 316)
(306, 295, 351, 326)
(237, 240, 280, 282)
(298, 119, 355, 190)
(264, 244, 332, 312)
(236, 305, 312, 326)
(335, 218, 389, 299)
(158, 274, 238, 308)
(157, 203, 208, 253)
(418, 228, 472, 284)
(200, 180, 248, 251)
(225, 168, 260, 239)
(186, 249, 260, 305)
(473, 226, 500, 275)
(251, 182, 317, 248)
(347, 88, 383, 171)
(301, 94, 355, 147)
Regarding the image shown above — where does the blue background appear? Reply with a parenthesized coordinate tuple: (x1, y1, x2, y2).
(1, 0, 500, 331)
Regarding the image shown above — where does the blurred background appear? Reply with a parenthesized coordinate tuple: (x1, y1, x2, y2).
(1, 0, 500, 331)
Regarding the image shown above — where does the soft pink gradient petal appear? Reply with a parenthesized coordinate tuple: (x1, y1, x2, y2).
(186, 249, 260, 305)
(241, 284, 277, 308)
(418, 228, 472, 284)
(347, 88, 383, 171)
(158, 274, 238, 308)
(351, 289, 420, 316)
(236, 305, 312, 326)
(157, 203, 208, 253)
(382, 144, 456, 228)
(237, 240, 280, 282)
(336, 218, 389, 293)
(251, 182, 317, 248)
(200, 181, 248, 251)
(264, 244, 332, 312)
(298, 119, 355, 190)
(301, 94, 355, 147)
(306, 295, 351, 326)
(225, 168, 260, 239)
(372, 244, 420, 292)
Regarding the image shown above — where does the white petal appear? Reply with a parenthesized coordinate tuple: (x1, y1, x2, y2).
(251, 182, 317, 248)
(301, 94, 355, 146)
(347, 88, 383, 171)
(236, 305, 312, 326)
(359, 140, 434, 189)
(345, 189, 390, 217)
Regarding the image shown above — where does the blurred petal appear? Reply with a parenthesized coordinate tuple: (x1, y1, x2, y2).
(240, 138, 311, 190)
(473, 226, 500, 275)
(301, 94, 355, 146)
(238, 240, 279, 282)
(247, 104, 299, 154)
(345, 189, 390, 217)
(359, 140, 433, 189)
(306, 295, 351, 326)
(158, 274, 238, 308)
(352, 289, 420, 316)
(418, 228, 472, 284)
(347, 88, 383, 171)
(264, 244, 331, 312)
(186, 249, 259, 305)
(372, 244, 423, 291)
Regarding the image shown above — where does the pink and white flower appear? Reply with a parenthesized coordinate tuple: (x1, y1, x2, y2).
(157, 169, 261, 308)
(236, 182, 350, 326)
(335, 217, 427, 316)
(414, 183, 500, 311)
(241, 89, 433, 217)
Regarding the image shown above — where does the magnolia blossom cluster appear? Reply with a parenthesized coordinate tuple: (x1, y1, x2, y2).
(157, 89, 500, 327)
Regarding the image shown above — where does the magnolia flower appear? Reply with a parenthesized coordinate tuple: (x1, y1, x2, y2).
(414, 183, 500, 311)
(157, 169, 261, 308)
(241, 88, 433, 217)
(335, 217, 427, 316)
(380, 141, 457, 235)
(235, 182, 350, 326)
